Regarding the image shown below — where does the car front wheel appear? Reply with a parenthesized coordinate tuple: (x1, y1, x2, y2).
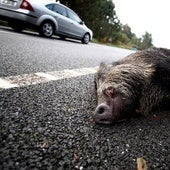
(82, 33, 90, 44)
(39, 21, 54, 38)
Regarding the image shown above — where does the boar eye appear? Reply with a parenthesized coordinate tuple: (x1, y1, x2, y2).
(104, 86, 116, 98)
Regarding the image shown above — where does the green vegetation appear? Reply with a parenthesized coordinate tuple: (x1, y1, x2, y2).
(60, 0, 153, 50)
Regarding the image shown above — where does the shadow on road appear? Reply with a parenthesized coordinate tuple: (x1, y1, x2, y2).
(0, 24, 83, 44)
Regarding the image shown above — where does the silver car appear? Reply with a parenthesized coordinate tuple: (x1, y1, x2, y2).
(0, 0, 93, 44)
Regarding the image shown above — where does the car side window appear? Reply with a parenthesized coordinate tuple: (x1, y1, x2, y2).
(67, 9, 81, 23)
(46, 4, 54, 10)
(53, 4, 67, 17)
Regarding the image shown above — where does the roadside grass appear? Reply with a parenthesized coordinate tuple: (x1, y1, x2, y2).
(92, 38, 133, 50)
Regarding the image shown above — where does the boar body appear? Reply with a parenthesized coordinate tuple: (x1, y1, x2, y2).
(93, 48, 170, 124)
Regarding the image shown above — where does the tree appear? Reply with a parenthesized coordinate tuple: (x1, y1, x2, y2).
(139, 32, 153, 50)
(59, 0, 154, 48)
(122, 24, 133, 39)
(60, 0, 121, 41)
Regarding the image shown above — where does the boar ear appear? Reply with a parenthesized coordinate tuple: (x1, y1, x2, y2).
(96, 62, 107, 84)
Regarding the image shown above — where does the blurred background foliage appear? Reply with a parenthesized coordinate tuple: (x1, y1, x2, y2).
(59, 0, 153, 50)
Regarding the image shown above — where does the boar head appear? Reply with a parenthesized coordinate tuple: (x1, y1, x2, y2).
(92, 62, 153, 124)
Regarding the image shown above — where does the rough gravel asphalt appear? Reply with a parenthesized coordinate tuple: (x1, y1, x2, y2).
(0, 75, 169, 170)
(0, 26, 169, 170)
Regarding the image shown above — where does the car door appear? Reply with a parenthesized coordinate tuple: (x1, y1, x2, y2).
(66, 8, 85, 38)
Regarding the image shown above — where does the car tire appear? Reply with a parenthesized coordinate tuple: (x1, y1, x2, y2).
(9, 22, 24, 32)
(39, 21, 54, 38)
(82, 33, 90, 44)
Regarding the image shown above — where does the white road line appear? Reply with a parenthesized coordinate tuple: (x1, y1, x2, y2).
(35, 72, 59, 81)
(0, 78, 19, 89)
(0, 66, 98, 90)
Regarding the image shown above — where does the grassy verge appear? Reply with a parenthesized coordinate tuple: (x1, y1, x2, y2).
(92, 38, 133, 50)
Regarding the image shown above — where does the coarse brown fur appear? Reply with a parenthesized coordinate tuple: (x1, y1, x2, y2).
(93, 47, 170, 124)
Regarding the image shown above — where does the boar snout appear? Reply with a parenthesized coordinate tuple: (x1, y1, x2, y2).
(93, 103, 113, 124)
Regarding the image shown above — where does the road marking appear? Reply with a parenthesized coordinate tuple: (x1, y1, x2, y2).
(0, 78, 19, 89)
(0, 66, 98, 90)
(35, 72, 59, 81)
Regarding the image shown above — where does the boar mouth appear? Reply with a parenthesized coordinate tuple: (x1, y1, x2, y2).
(95, 118, 113, 125)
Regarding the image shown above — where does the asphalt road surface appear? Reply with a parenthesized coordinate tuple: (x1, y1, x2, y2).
(0, 26, 169, 170)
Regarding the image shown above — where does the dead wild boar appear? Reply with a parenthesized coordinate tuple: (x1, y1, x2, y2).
(93, 47, 170, 124)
